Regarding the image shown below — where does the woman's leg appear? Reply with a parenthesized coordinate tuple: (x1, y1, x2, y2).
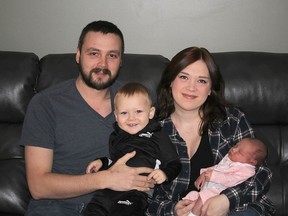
(228, 207, 260, 216)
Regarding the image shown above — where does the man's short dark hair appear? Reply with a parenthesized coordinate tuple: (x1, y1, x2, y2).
(77, 20, 124, 55)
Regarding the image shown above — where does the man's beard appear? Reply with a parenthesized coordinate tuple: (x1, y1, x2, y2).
(78, 62, 118, 90)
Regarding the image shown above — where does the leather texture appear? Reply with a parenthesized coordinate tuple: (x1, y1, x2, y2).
(0, 51, 287, 215)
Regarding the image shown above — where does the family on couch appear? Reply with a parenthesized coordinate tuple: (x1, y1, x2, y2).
(20, 20, 275, 216)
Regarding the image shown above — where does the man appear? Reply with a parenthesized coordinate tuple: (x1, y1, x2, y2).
(21, 20, 154, 215)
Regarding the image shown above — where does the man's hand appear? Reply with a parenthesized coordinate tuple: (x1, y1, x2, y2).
(107, 151, 154, 192)
(200, 194, 229, 216)
(174, 199, 195, 216)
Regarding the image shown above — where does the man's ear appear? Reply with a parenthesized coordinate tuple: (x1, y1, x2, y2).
(149, 107, 156, 119)
(76, 48, 81, 64)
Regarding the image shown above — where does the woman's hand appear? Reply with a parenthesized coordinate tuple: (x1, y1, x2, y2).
(200, 194, 229, 216)
(174, 199, 195, 216)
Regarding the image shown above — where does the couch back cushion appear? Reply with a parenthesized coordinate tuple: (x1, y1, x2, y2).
(0, 51, 39, 160)
(213, 52, 288, 125)
(0, 51, 39, 123)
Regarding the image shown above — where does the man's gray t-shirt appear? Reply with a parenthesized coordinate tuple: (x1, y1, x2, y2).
(21, 79, 121, 204)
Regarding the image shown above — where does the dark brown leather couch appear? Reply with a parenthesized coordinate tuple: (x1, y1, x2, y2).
(0, 51, 287, 215)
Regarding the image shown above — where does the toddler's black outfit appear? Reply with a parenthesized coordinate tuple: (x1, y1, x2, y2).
(84, 120, 181, 216)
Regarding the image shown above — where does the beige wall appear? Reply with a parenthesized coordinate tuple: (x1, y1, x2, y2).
(0, 0, 287, 59)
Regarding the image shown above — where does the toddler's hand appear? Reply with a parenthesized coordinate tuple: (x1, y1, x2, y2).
(147, 169, 167, 184)
(86, 159, 103, 174)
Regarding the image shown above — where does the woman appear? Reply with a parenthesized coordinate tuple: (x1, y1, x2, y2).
(146, 47, 275, 216)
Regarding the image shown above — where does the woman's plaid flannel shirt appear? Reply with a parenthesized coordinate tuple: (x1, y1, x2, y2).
(147, 107, 275, 216)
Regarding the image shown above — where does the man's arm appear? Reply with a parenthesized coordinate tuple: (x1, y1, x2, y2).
(25, 147, 154, 200)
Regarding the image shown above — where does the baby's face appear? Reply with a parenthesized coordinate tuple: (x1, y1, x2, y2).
(114, 93, 155, 134)
(228, 140, 256, 164)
